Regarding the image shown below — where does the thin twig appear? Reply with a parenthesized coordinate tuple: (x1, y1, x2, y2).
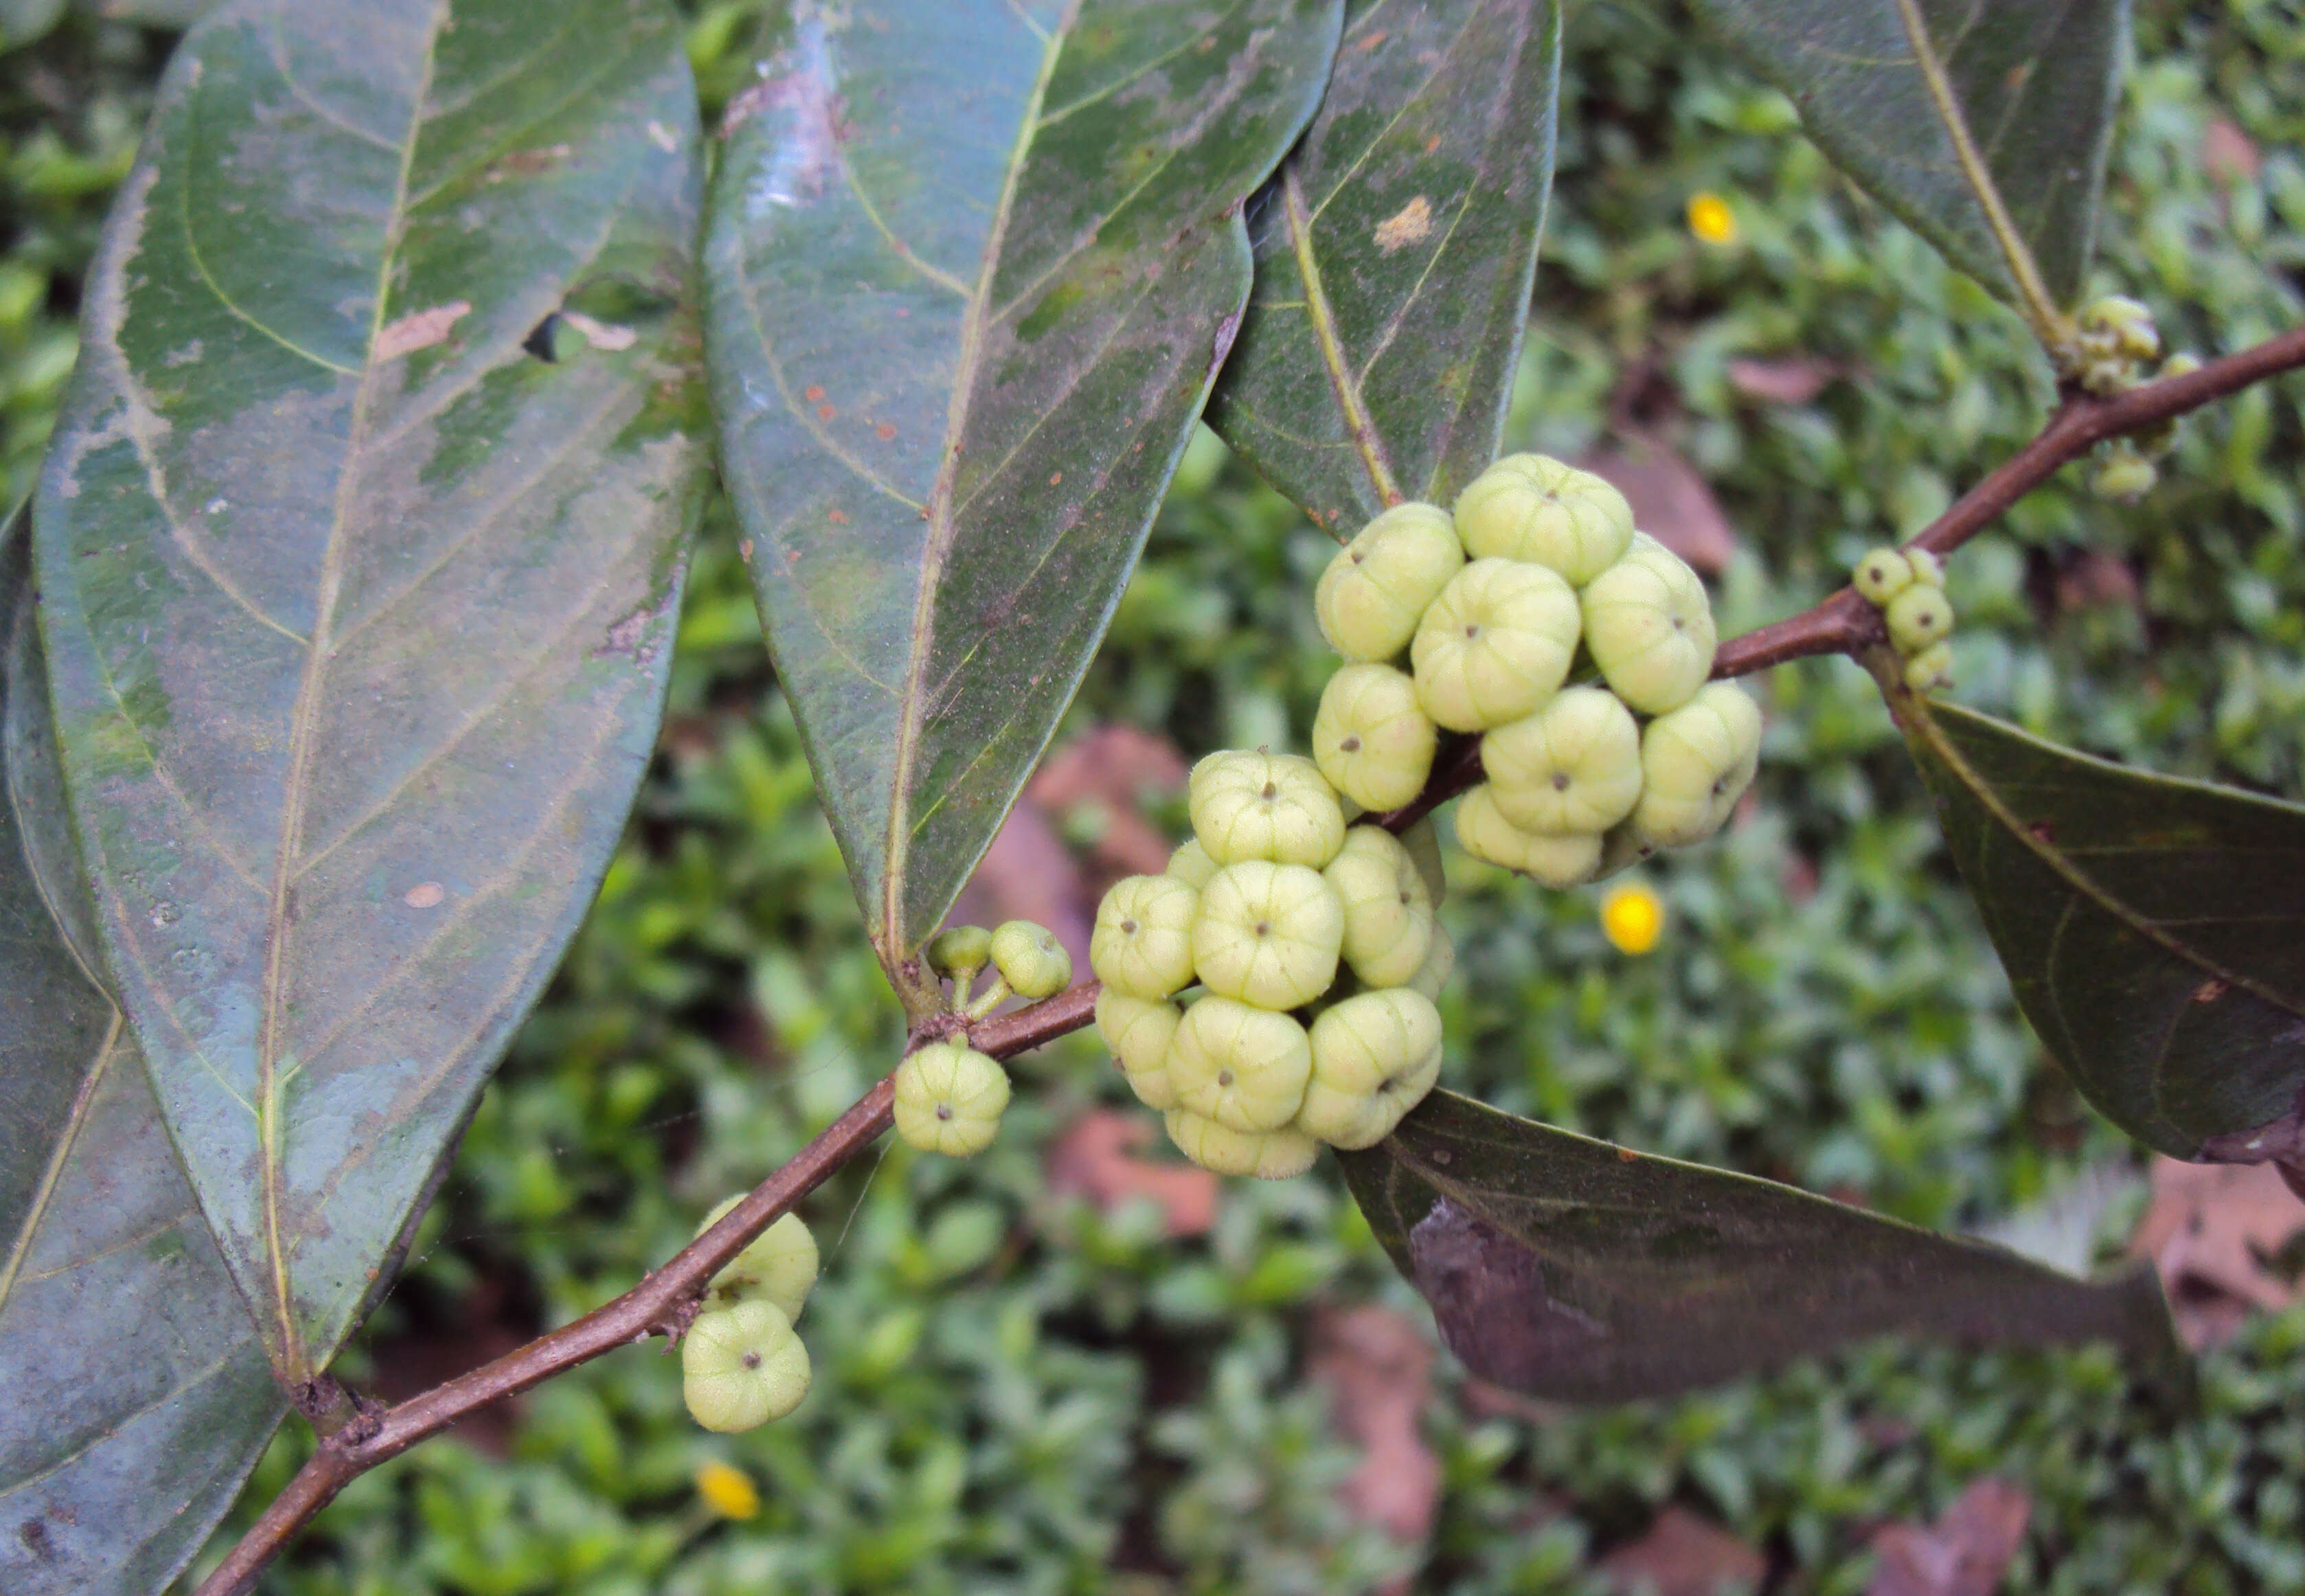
(196, 320, 2305, 1596)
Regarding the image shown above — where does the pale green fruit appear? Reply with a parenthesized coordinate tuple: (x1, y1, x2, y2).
(1905, 547, 1945, 588)
(1095, 988, 1184, 1110)
(2089, 449, 2157, 501)
(696, 1198, 819, 1321)
(1883, 583, 1953, 656)
(683, 1302, 811, 1433)
(1401, 817, 1446, 907)
(1405, 921, 1455, 1001)
(1165, 995, 1314, 1132)
(1163, 1108, 1319, 1178)
(924, 924, 992, 979)
(1589, 821, 1659, 885)
(1313, 663, 1436, 812)
(1297, 989, 1444, 1149)
(1323, 825, 1435, 987)
(2078, 293, 2161, 363)
(892, 1042, 1011, 1156)
(1851, 547, 1914, 607)
(1481, 685, 1643, 836)
(1452, 453, 1634, 584)
(1189, 749, 1347, 867)
(1313, 502, 1465, 661)
(1453, 784, 1602, 887)
(1411, 558, 1582, 731)
(1633, 681, 1762, 847)
(1580, 534, 1717, 714)
(1903, 640, 1955, 692)
(1166, 838, 1220, 889)
(1190, 860, 1344, 1011)
(1091, 874, 1199, 999)
(989, 919, 1071, 999)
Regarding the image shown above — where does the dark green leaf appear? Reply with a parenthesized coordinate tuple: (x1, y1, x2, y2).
(31, 0, 709, 1384)
(1207, 0, 1563, 529)
(1688, 0, 2127, 311)
(1339, 1091, 2184, 1402)
(1891, 691, 2305, 1163)
(704, 0, 1341, 993)
(0, 509, 281, 1596)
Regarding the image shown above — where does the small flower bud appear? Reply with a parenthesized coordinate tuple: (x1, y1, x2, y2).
(988, 919, 1071, 999)
(1905, 547, 1945, 588)
(1166, 837, 1220, 889)
(2089, 448, 2158, 501)
(1902, 640, 1955, 693)
(1313, 663, 1437, 812)
(1165, 994, 1315, 1132)
(1190, 860, 1345, 1011)
(1632, 681, 1762, 848)
(1314, 503, 1465, 661)
(683, 1301, 811, 1433)
(1481, 685, 1644, 836)
(1411, 558, 1582, 731)
(1580, 534, 1718, 714)
(1189, 749, 1348, 867)
(1883, 582, 1954, 655)
(1162, 1106, 1319, 1178)
(1323, 825, 1435, 987)
(893, 1042, 1011, 1156)
(1094, 988, 1184, 1109)
(1091, 874, 1199, 998)
(1452, 454, 1635, 585)
(696, 1198, 819, 1321)
(1297, 989, 1444, 1148)
(1452, 784, 1602, 887)
(1851, 547, 1914, 607)
(925, 924, 992, 979)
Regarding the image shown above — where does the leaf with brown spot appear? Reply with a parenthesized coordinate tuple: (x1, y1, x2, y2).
(31, 0, 709, 1384)
(704, 0, 1342, 1005)
(1886, 687, 2305, 1161)
(1208, 0, 1564, 527)
(1338, 1091, 2187, 1402)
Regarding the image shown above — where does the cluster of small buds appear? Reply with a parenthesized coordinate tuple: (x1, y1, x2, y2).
(1852, 545, 1955, 692)
(1310, 455, 1758, 886)
(2063, 295, 2204, 501)
(885, 917, 1074, 1160)
(1090, 749, 1452, 1177)
(681, 1200, 821, 1433)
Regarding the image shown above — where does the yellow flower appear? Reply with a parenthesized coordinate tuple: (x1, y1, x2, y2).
(1686, 192, 1737, 245)
(695, 1459, 760, 1520)
(1600, 883, 1664, 955)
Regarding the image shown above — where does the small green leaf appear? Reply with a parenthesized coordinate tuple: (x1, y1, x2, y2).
(705, 0, 1341, 994)
(1339, 1091, 2185, 1403)
(1207, 0, 1563, 530)
(1, 510, 282, 1596)
(1891, 689, 2305, 1163)
(1688, 0, 2128, 320)
(32, 0, 709, 1384)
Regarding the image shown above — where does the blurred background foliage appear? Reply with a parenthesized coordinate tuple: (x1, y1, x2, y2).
(5, 1, 2305, 1591)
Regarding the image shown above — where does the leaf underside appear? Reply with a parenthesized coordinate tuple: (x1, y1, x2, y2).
(1208, 0, 1563, 530)
(1, 510, 282, 1596)
(32, 0, 709, 1383)
(1339, 1091, 2185, 1404)
(1689, 0, 2128, 310)
(704, 0, 1343, 989)
(1894, 692, 2305, 1161)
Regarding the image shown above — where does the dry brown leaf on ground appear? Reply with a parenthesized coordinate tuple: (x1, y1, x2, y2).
(1865, 1476, 2032, 1596)
(1045, 1110, 1219, 1238)
(1578, 435, 1739, 574)
(2131, 1156, 2305, 1348)
(947, 795, 1094, 973)
(1598, 1505, 1767, 1596)
(1029, 724, 1190, 879)
(2202, 115, 2261, 185)
(1725, 356, 1840, 407)
(1309, 1305, 1442, 1546)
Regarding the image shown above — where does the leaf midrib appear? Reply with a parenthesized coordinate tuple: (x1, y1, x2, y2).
(881, 3, 1071, 961)
(253, 0, 449, 1377)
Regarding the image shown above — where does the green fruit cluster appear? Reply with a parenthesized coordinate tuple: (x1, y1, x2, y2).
(1852, 545, 1955, 692)
(1312, 455, 1759, 882)
(681, 1200, 821, 1433)
(1091, 753, 1452, 1177)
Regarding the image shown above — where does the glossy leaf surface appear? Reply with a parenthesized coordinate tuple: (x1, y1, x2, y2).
(705, 0, 1341, 991)
(32, 0, 708, 1382)
(1893, 692, 2305, 1162)
(0, 511, 281, 1596)
(1207, 0, 1562, 530)
(1339, 1091, 2183, 1402)
(1688, 0, 2127, 310)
